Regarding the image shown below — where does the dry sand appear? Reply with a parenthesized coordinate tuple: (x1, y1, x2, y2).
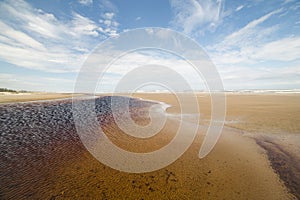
(0, 93, 299, 199)
(0, 92, 76, 103)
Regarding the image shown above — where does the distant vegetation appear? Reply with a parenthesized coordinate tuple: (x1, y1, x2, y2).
(0, 88, 29, 93)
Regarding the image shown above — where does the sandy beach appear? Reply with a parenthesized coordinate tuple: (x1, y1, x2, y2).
(1, 0, 299, 199)
(0, 93, 299, 199)
(0, 92, 77, 104)
(134, 92, 300, 199)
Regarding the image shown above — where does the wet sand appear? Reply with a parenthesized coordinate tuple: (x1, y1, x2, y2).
(0, 93, 299, 199)
(134, 92, 300, 199)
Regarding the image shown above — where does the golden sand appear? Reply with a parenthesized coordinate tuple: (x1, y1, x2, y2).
(1, 93, 299, 199)
(133, 93, 300, 133)
(132, 92, 300, 199)
(40, 126, 292, 199)
(0, 92, 75, 103)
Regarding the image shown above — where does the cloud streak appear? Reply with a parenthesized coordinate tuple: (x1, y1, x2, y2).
(207, 8, 300, 89)
(209, 9, 300, 64)
(170, 0, 224, 34)
(0, 0, 120, 72)
(235, 5, 244, 12)
(78, 0, 93, 6)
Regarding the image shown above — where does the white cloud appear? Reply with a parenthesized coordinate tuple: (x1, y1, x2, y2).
(235, 5, 244, 12)
(0, 21, 45, 50)
(215, 9, 282, 51)
(206, 9, 300, 89)
(135, 16, 141, 21)
(209, 9, 286, 64)
(216, 64, 300, 89)
(78, 0, 93, 6)
(211, 35, 300, 66)
(0, 73, 74, 92)
(250, 37, 300, 62)
(71, 12, 100, 37)
(170, 0, 224, 34)
(98, 12, 119, 37)
(0, 0, 120, 72)
(282, 0, 296, 4)
(96, 51, 206, 92)
(104, 12, 114, 20)
(99, 0, 118, 13)
(1, 1, 61, 39)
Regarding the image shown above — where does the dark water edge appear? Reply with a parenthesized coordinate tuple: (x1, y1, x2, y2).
(256, 139, 300, 200)
(0, 96, 154, 199)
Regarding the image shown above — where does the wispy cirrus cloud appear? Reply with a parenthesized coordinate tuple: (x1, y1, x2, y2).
(170, 0, 224, 34)
(235, 5, 244, 12)
(71, 12, 100, 37)
(207, 8, 300, 89)
(78, 0, 93, 6)
(0, 21, 45, 50)
(209, 8, 300, 65)
(213, 9, 283, 51)
(0, 0, 119, 72)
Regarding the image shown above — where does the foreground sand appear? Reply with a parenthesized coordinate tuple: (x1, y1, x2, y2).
(0, 93, 299, 199)
(133, 92, 300, 199)
(39, 123, 292, 199)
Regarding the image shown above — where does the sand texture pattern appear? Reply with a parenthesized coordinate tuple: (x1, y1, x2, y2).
(0, 93, 299, 199)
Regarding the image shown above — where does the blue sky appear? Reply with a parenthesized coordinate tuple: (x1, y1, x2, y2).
(0, 0, 299, 92)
